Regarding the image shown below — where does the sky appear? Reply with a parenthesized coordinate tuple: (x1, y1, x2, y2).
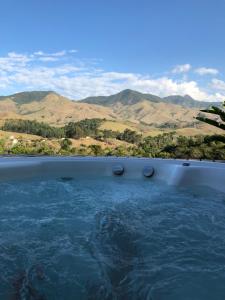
(0, 0, 225, 101)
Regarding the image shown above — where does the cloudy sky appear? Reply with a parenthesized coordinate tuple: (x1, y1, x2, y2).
(0, 0, 225, 101)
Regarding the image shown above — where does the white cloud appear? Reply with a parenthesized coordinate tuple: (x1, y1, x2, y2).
(211, 79, 225, 92)
(195, 67, 219, 76)
(207, 79, 225, 101)
(34, 51, 45, 56)
(33, 50, 67, 57)
(0, 51, 224, 102)
(172, 64, 191, 74)
(38, 56, 59, 62)
(69, 49, 78, 54)
(51, 50, 66, 57)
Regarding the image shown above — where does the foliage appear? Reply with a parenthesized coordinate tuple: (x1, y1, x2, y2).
(196, 101, 225, 131)
(1, 118, 104, 140)
(64, 118, 103, 139)
(2, 119, 64, 138)
(88, 144, 104, 156)
(0, 132, 224, 159)
(60, 138, 72, 151)
(96, 129, 120, 141)
(159, 134, 225, 160)
(0, 117, 224, 160)
(117, 129, 142, 144)
(0, 139, 5, 154)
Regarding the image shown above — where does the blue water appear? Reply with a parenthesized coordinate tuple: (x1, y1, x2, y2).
(0, 177, 225, 300)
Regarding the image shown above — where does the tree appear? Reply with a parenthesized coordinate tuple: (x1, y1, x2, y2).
(60, 138, 72, 151)
(88, 144, 103, 156)
(64, 123, 84, 139)
(117, 129, 142, 144)
(64, 119, 103, 139)
(196, 101, 225, 131)
(0, 139, 5, 154)
(1, 119, 64, 138)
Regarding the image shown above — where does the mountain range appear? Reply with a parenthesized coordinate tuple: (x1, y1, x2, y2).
(80, 89, 221, 108)
(0, 89, 223, 136)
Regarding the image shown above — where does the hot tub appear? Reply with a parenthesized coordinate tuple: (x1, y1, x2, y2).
(0, 157, 225, 299)
(0, 156, 225, 192)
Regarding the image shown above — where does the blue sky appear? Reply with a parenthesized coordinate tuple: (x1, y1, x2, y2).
(0, 0, 225, 101)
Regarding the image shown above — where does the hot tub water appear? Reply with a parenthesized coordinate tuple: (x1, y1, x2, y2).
(0, 176, 225, 299)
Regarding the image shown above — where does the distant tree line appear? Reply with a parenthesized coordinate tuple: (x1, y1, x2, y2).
(2, 119, 64, 138)
(1, 118, 104, 140)
(1, 119, 142, 144)
(1, 117, 225, 160)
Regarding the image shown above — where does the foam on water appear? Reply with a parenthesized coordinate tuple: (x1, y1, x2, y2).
(0, 177, 225, 299)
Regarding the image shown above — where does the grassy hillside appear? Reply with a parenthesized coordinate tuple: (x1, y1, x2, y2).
(0, 91, 54, 104)
(0, 91, 223, 159)
(99, 120, 139, 132)
(0, 89, 223, 137)
(0, 92, 116, 126)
